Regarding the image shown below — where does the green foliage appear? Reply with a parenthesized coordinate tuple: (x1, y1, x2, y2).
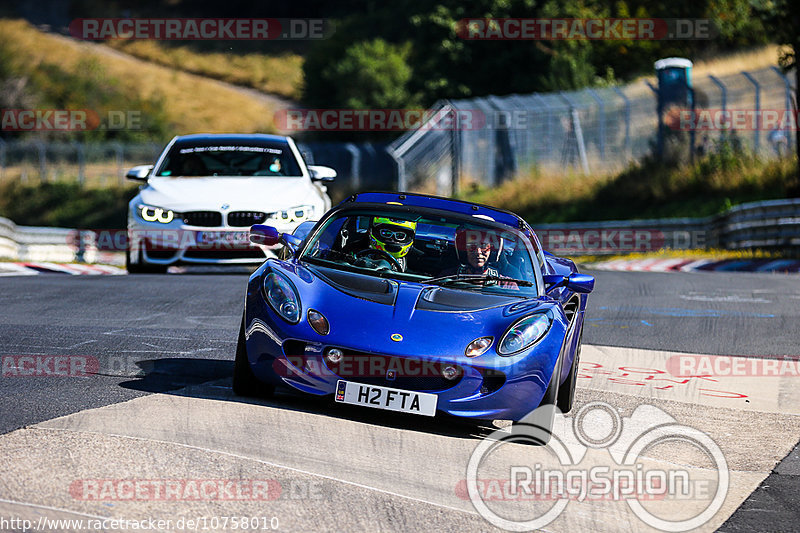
(301, 0, 771, 111)
(324, 39, 416, 110)
(0, 181, 138, 228)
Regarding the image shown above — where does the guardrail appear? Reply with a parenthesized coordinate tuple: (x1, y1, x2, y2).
(0, 217, 94, 263)
(530, 198, 800, 256)
(1, 197, 799, 263)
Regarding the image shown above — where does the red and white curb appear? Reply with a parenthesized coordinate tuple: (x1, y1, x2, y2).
(584, 257, 800, 273)
(0, 262, 126, 276)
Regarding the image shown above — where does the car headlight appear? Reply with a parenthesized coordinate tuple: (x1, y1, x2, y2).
(498, 311, 553, 356)
(138, 204, 177, 224)
(263, 272, 301, 324)
(271, 205, 314, 224)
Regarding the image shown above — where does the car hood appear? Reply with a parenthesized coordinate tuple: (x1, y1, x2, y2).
(278, 262, 553, 359)
(140, 176, 320, 212)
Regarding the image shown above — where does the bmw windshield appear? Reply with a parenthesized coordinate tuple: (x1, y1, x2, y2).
(155, 142, 303, 177)
(299, 208, 540, 297)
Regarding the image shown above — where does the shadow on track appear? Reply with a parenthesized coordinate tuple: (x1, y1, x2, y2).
(118, 357, 503, 441)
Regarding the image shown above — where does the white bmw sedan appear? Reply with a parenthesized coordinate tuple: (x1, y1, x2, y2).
(125, 133, 334, 273)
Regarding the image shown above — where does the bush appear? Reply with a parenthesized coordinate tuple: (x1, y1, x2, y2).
(0, 181, 138, 228)
(304, 38, 417, 110)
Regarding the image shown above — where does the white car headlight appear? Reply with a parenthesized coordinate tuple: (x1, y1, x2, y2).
(138, 204, 178, 224)
(498, 311, 554, 356)
(270, 205, 314, 224)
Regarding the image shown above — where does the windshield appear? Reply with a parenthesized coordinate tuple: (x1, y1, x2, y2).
(155, 142, 303, 177)
(300, 209, 540, 297)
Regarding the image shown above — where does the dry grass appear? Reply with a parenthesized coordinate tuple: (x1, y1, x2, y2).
(0, 19, 279, 134)
(461, 167, 614, 213)
(691, 45, 782, 77)
(106, 40, 303, 100)
(626, 44, 782, 94)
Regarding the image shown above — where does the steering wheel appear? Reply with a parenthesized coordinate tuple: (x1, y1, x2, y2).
(355, 248, 403, 271)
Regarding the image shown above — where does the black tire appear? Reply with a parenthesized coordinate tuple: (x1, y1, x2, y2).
(510, 348, 564, 444)
(557, 326, 583, 414)
(233, 313, 274, 397)
(126, 247, 167, 274)
(125, 248, 143, 274)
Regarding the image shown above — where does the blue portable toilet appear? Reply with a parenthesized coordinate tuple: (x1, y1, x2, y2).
(655, 58, 694, 158)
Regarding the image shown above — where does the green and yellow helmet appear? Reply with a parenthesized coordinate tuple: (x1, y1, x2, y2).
(369, 217, 417, 258)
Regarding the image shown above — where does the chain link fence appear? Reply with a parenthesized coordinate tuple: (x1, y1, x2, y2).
(390, 66, 797, 196)
(0, 140, 163, 187)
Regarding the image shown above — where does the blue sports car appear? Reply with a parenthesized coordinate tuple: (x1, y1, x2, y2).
(234, 192, 594, 436)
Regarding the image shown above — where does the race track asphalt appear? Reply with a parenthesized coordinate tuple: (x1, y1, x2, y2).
(0, 269, 797, 531)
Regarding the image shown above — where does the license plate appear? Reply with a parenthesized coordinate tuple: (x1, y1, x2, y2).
(335, 380, 437, 417)
(196, 231, 250, 246)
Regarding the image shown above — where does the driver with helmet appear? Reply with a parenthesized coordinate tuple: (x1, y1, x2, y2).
(438, 226, 520, 287)
(362, 217, 418, 271)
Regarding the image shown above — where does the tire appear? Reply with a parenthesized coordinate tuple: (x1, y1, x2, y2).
(126, 247, 167, 274)
(510, 348, 564, 444)
(233, 313, 274, 398)
(557, 327, 583, 414)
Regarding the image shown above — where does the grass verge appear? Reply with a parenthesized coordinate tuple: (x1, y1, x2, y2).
(0, 19, 278, 137)
(106, 40, 303, 101)
(0, 181, 137, 228)
(462, 152, 799, 224)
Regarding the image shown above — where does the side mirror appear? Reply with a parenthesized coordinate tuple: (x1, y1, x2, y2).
(126, 165, 153, 181)
(250, 225, 304, 255)
(543, 273, 595, 294)
(249, 224, 280, 246)
(308, 165, 337, 182)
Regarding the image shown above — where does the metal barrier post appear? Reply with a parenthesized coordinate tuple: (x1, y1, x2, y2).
(587, 89, 606, 160)
(36, 140, 47, 183)
(0, 138, 5, 180)
(613, 87, 632, 161)
(533, 94, 552, 156)
(558, 92, 590, 174)
(344, 143, 361, 191)
(740, 71, 761, 153)
(450, 104, 461, 195)
(771, 66, 795, 155)
(708, 75, 727, 140)
(73, 141, 86, 186)
(113, 142, 123, 186)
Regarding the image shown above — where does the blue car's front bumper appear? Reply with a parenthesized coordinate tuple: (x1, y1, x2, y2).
(244, 277, 569, 422)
